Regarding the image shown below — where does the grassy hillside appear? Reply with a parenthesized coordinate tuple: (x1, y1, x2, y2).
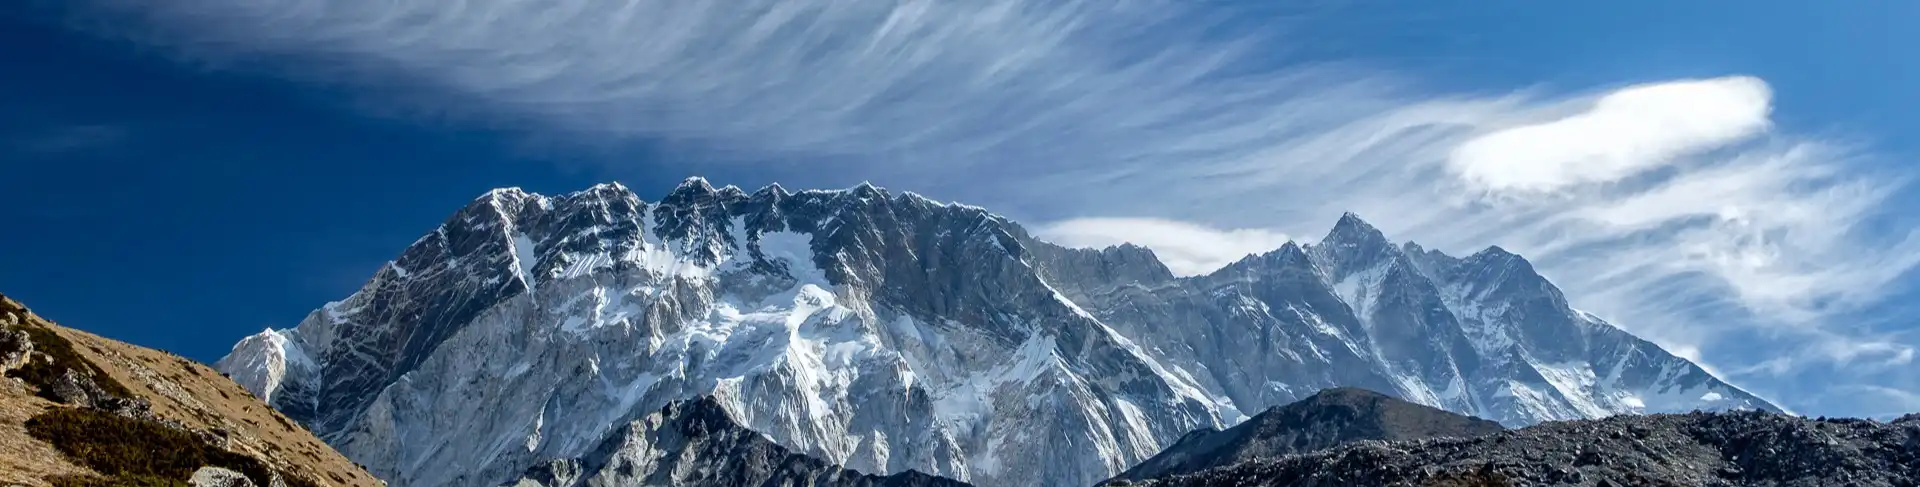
(0, 294, 382, 487)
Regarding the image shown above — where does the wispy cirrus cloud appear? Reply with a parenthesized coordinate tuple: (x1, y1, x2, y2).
(62, 0, 1920, 416)
(1033, 77, 1919, 398)
(7, 124, 126, 156)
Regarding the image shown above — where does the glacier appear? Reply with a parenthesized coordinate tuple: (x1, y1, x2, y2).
(217, 180, 1777, 487)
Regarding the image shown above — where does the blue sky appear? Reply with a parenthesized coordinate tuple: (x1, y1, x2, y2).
(3, 1, 1917, 417)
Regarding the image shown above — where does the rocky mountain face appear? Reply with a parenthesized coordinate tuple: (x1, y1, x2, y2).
(504, 397, 969, 487)
(1033, 213, 1777, 430)
(1112, 410, 1920, 487)
(217, 180, 1777, 487)
(0, 294, 380, 487)
(1110, 387, 1504, 483)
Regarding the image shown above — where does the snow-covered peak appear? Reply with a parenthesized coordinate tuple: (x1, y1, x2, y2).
(1308, 213, 1406, 285)
(216, 329, 304, 403)
(674, 175, 714, 191)
(1322, 212, 1388, 248)
(483, 186, 532, 199)
(897, 190, 945, 208)
(849, 180, 883, 196)
(1461, 245, 1528, 270)
(582, 180, 628, 192)
(1475, 244, 1516, 258)
(570, 181, 636, 201)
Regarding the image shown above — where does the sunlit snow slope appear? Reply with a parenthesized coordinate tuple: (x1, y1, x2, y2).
(219, 180, 1775, 487)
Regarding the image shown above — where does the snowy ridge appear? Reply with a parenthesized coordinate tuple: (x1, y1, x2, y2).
(1027, 206, 1776, 431)
(220, 181, 1778, 487)
(224, 180, 1225, 487)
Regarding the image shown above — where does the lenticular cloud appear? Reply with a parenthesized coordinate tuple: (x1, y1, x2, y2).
(1449, 76, 1773, 192)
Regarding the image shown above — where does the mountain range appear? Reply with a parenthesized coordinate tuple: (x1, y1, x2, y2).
(216, 180, 1777, 487)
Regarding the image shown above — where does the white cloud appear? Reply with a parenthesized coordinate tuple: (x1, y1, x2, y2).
(1449, 77, 1773, 192)
(1038, 218, 1290, 276)
(1818, 338, 1915, 368)
(1814, 385, 1920, 419)
(68, 0, 1920, 417)
(1667, 344, 1717, 375)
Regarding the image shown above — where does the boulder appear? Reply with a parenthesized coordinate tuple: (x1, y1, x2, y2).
(0, 327, 29, 373)
(189, 466, 257, 487)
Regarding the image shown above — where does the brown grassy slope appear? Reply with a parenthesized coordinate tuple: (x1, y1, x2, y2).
(0, 379, 94, 486)
(0, 294, 383, 487)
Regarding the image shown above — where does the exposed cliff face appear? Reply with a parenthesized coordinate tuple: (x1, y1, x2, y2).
(1114, 409, 1920, 487)
(505, 397, 969, 487)
(1111, 387, 1504, 483)
(0, 294, 379, 487)
(220, 180, 1775, 487)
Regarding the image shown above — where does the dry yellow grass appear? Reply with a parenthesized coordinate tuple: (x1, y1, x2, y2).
(0, 295, 384, 487)
(0, 379, 95, 487)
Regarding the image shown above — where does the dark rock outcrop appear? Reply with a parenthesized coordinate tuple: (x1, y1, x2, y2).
(0, 327, 29, 374)
(47, 366, 151, 415)
(0, 301, 32, 380)
(1111, 387, 1504, 482)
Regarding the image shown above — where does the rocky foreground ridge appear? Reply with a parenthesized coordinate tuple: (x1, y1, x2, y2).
(1113, 392, 1919, 487)
(0, 293, 379, 487)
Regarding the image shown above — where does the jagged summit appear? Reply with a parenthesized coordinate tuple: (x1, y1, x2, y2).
(897, 190, 945, 208)
(1321, 212, 1388, 248)
(1308, 212, 1405, 283)
(1204, 212, 1410, 281)
(581, 181, 632, 194)
(1476, 244, 1515, 258)
(676, 175, 710, 187)
(484, 186, 531, 197)
(1456, 244, 1536, 276)
(1206, 240, 1313, 279)
(220, 181, 1778, 487)
(1104, 242, 1163, 259)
